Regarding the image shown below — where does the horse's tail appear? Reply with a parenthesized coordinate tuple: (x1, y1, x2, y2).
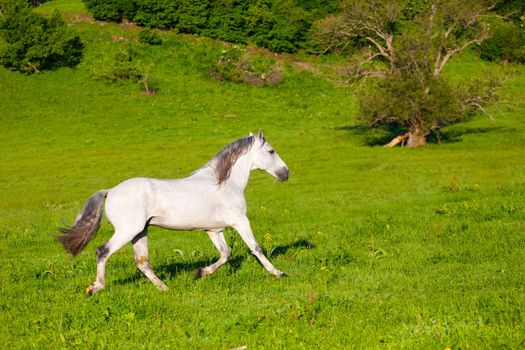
(57, 190, 108, 257)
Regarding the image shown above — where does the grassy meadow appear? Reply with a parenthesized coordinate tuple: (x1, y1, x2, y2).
(1, 1, 524, 348)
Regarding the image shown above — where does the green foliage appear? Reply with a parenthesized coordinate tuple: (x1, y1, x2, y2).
(133, 0, 178, 29)
(138, 28, 162, 45)
(294, 0, 341, 17)
(176, 0, 209, 34)
(91, 46, 156, 94)
(210, 46, 244, 83)
(0, 1, 83, 74)
(206, 0, 310, 53)
(358, 73, 464, 132)
(79, 0, 330, 52)
(27, 0, 51, 7)
(97, 48, 141, 82)
(210, 46, 283, 86)
(479, 19, 525, 63)
(203, 0, 248, 44)
(492, 0, 525, 25)
(82, 0, 124, 22)
(247, 0, 309, 53)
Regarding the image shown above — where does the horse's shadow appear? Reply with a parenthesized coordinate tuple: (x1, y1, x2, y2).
(269, 239, 314, 258)
(114, 239, 314, 286)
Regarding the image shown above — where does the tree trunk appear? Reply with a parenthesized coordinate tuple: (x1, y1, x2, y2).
(406, 125, 427, 147)
(383, 132, 409, 148)
(384, 125, 428, 148)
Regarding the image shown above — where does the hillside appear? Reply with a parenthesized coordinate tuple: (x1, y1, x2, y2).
(1, 1, 524, 348)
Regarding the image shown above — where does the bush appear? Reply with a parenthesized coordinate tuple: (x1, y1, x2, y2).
(82, 0, 136, 22)
(210, 46, 283, 86)
(138, 28, 162, 45)
(93, 47, 157, 94)
(479, 19, 525, 63)
(357, 71, 501, 146)
(358, 74, 464, 131)
(0, 1, 83, 74)
(83, 0, 123, 22)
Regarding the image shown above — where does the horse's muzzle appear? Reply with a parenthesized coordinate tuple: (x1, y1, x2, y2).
(277, 167, 290, 182)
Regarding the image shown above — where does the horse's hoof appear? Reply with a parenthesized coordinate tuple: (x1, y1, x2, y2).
(85, 285, 95, 295)
(156, 283, 169, 291)
(275, 270, 287, 278)
(85, 284, 102, 295)
(194, 268, 204, 280)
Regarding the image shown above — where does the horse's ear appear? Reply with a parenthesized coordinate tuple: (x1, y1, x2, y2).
(257, 130, 264, 140)
(248, 132, 254, 137)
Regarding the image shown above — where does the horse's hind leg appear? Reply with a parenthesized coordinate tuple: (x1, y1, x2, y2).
(87, 229, 137, 295)
(132, 230, 168, 291)
(86, 223, 144, 294)
(195, 230, 231, 279)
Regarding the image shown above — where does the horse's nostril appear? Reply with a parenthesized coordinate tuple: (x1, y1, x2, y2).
(279, 168, 290, 181)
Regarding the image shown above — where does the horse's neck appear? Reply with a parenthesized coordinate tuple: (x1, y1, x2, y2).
(227, 154, 253, 191)
(192, 153, 253, 191)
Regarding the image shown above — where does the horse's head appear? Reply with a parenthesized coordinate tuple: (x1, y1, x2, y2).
(250, 130, 290, 182)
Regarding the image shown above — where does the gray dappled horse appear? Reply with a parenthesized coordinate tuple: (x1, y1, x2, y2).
(58, 131, 290, 294)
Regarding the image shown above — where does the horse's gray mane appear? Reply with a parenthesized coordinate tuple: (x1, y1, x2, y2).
(212, 136, 255, 185)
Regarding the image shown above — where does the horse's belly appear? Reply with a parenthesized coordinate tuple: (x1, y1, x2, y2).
(148, 197, 230, 231)
(149, 214, 227, 231)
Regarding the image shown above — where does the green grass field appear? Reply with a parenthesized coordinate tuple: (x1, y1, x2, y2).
(1, 1, 524, 348)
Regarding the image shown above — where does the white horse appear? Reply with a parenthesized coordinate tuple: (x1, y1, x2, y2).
(58, 131, 290, 294)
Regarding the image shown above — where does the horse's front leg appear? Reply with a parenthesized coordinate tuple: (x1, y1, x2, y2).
(233, 217, 286, 277)
(195, 230, 231, 279)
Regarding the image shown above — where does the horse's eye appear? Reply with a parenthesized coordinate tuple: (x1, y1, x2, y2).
(269, 149, 275, 154)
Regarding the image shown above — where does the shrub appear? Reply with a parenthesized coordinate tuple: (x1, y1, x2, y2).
(82, 0, 135, 22)
(479, 19, 525, 63)
(83, 0, 123, 22)
(358, 73, 464, 133)
(210, 47, 244, 83)
(357, 72, 501, 147)
(138, 28, 162, 45)
(211, 46, 283, 86)
(93, 47, 157, 94)
(0, 1, 83, 74)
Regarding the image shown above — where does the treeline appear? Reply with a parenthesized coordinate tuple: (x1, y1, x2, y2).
(83, 0, 341, 53)
(82, 0, 524, 61)
(1, 0, 523, 76)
